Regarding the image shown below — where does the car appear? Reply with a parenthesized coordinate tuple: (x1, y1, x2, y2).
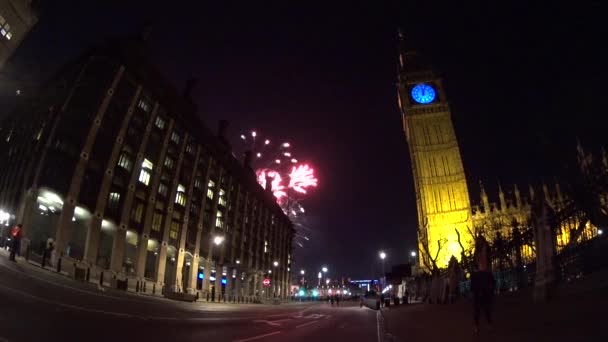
(360, 290, 381, 310)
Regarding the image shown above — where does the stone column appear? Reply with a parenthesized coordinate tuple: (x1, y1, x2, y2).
(111, 103, 159, 274)
(53, 66, 125, 265)
(84, 86, 142, 267)
(156, 135, 188, 288)
(202, 259, 211, 300)
(252, 273, 259, 299)
(225, 267, 234, 301)
(135, 119, 175, 279)
(214, 264, 223, 302)
(234, 271, 242, 301)
(188, 254, 200, 295)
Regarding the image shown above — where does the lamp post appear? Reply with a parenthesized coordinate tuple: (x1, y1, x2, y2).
(300, 269, 305, 287)
(379, 251, 386, 289)
(322, 266, 328, 288)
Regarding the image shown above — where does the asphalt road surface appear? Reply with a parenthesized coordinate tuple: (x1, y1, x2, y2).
(0, 257, 380, 342)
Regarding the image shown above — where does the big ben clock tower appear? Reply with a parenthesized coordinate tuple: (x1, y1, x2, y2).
(397, 33, 473, 269)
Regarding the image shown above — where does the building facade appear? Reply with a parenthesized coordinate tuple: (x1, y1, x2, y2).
(0, 0, 38, 70)
(0, 35, 294, 300)
(397, 34, 473, 269)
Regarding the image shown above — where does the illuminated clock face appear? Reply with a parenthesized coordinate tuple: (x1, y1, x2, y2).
(410, 84, 436, 104)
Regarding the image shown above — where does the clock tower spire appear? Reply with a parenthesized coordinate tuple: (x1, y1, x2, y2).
(397, 34, 473, 269)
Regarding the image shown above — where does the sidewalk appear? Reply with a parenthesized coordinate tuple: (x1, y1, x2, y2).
(383, 280, 608, 341)
(0, 248, 299, 307)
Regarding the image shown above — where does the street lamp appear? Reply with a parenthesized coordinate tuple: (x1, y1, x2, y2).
(410, 251, 416, 257)
(379, 251, 387, 288)
(322, 266, 328, 273)
(300, 269, 305, 275)
(273, 261, 279, 267)
(213, 236, 224, 245)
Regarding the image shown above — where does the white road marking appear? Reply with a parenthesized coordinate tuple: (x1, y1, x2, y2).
(252, 320, 281, 326)
(376, 310, 384, 342)
(233, 330, 281, 342)
(296, 320, 319, 329)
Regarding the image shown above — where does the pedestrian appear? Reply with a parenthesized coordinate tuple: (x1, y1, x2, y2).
(471, 235, 495, 333)
(9, 224, 23, 261)
(330, 295, 334, 306)
(336, 295, 340, 306)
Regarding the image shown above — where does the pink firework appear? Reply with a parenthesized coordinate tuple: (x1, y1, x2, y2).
(256, 169, 286, 199)
(288, 164, 318, 194)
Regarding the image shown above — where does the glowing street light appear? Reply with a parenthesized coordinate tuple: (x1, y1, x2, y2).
(251, 131, 257, 137)
(411, 251, 416, 257)
(300, 269, 305, 275)
(273, 261, 279, 267)
(213, 236, 224, 245)
(322, 266, 328, 273)
(379, 251, 386, 260)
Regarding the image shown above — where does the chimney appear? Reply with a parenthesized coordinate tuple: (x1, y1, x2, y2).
(243, 151, 253, 170)
(265, 175, 273, 192)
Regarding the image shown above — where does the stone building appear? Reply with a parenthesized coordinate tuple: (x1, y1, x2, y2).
(0, 33, 294, 301)
(0, 0, 38, 70)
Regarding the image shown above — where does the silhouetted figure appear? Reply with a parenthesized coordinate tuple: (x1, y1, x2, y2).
(471, 235, 495, 333)
(9, 224, 23, 261)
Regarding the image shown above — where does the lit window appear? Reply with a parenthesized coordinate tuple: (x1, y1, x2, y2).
(215, 211, 224, 229)
(171, 131, 180, 145)
(175, 184, 186, 206)
(264, 240, 268, 253)
(169, 221, 179, 240)
(219, 189, 227, 206)
(108, 192, 121, 211)
(137, 95, 152, 112)
(186, 144, 195, 154)
(158, 183, 168, 197)
(139, 159, 153, 185)
(117, 152, 133, 172)
(131, 202, 144, 223)
(152, 212, 162, 231)
(207, 180, 215, 200)
(0, 16, 11, 40)
(190, 203, 199, 215)
(164, 157, 174, 169)
(155, 116, 166, 129)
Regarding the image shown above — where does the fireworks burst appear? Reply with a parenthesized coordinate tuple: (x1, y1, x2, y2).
(238, 130, 318, 248)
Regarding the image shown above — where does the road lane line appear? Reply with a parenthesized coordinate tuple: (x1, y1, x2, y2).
(233, 331, 281, 342)
(376, 310, 384, 342)
(296, 320, 319, 329)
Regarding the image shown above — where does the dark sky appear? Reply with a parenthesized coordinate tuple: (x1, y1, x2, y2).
(3, 0, 606, 279)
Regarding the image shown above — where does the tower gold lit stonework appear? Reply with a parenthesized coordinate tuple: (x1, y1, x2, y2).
(397, 36, 472, 269)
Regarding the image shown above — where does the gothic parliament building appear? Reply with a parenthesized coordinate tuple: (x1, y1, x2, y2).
(397, 33, 599, 269)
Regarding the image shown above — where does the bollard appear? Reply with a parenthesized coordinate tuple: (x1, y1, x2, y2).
(57, 257, 62, 273)
(41, 249, 47, 268)
(152, 283, 156, 295)
(143, 281, 147, 293)
(136, 281, 140, 293)
(86, 267, 90, 282)
(99, 271, 104, 286)
(206, 292, 210, 302)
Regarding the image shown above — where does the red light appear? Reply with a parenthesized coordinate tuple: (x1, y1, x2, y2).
(263, 278, 271, 286)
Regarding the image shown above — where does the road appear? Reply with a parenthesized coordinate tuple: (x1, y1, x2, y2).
(0, 256, 380, 342)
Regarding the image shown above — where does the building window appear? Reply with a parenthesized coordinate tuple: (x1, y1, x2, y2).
(152, 212, 163, 232)
(171, 131, 180, 145)
(117, 152, 133, 172)
(194, 177, 203, 190)
(207, 180, 215, 200)
(155, 116, 166, 129)
(215, 211, 224, 229)
(164, 157, 174, 170)
(131, 202, 144, 223)
(0, 16, 12, 40)
(169, 221, 179, 240)
(139, 158, 153, 185)
(137, 95, 152, 112)
(175, 184, 186, 206)
(108, 192, 121, 212)
(190, 202, 199, 215)
(158, 183, 168, 197)
(218, 189, 227, 207)
(264, 240, 268, 253)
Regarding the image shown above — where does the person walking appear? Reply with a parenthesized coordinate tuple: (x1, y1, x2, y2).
(9, 224, 23, 261)
(471, 235, 495, 333)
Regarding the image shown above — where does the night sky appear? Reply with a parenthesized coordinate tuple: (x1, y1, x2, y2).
(2, 1, 606, 279)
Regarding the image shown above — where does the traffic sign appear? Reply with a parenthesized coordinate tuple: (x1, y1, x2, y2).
(263, 278, 270, 286)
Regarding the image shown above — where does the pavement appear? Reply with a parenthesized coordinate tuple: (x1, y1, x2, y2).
(0, 254, 381, 342)
(382, 282, 608, 341)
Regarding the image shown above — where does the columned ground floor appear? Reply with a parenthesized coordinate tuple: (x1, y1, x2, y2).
(1, 187, 291, 301)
